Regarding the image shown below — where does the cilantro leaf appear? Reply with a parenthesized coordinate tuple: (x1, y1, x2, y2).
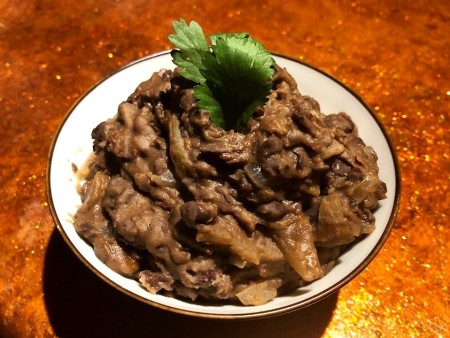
(193, 84, 224, 126)
(169, 19, 275, 132)
(168, 19, 209, 84)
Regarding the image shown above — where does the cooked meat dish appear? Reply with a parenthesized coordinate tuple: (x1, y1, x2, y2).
(73, 65, 387, 306)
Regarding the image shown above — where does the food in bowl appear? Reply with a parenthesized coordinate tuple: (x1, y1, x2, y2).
(72, 20, 386, 306)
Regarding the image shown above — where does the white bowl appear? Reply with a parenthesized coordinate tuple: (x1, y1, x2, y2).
(47, 51, 400, 319)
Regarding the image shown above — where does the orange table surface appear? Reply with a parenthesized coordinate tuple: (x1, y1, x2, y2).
(1, 0, 449, 337)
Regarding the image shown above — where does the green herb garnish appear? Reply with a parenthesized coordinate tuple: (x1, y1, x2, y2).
(168, 19, 275, 132)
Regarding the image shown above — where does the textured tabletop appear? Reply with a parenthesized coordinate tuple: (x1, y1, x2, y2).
(0, 0, 449, 337)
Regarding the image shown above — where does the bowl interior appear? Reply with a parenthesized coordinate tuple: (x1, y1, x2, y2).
(47, 51, 399, 319)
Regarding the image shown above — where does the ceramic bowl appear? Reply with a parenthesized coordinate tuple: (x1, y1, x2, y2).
(47, 51, 400, 319)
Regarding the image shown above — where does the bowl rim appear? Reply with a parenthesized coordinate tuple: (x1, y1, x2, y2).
(46, 50, 401, 319)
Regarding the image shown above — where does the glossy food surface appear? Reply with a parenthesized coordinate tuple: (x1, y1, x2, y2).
(0, 0, 449, 337)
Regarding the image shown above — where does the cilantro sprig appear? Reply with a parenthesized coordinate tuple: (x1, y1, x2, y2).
(168, 19, 275, 132)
